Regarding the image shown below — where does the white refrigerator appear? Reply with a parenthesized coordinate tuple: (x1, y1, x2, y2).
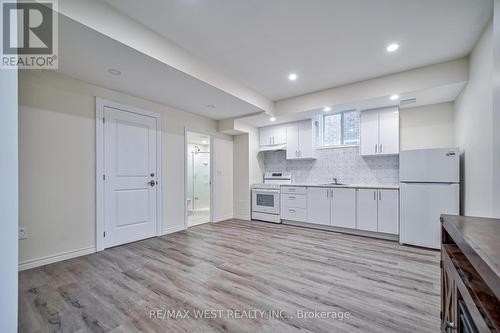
(399, 148, 460, 249)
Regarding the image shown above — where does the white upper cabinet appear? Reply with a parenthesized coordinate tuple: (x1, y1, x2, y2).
(360, 106, 399, 156)
(378, 108, 399, 155)
(286, 120, 316, 159)
(259, 125, 287, 146)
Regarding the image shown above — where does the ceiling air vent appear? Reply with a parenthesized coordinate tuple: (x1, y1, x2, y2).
(400, 98, 416, 105)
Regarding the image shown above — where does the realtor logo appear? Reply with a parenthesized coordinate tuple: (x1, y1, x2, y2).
(1, 0, 58, 69)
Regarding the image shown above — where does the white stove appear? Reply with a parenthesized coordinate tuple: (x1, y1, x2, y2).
(251, 172, 292, 223)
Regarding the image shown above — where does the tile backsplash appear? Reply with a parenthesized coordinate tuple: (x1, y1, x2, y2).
(263, 147, 399, 185)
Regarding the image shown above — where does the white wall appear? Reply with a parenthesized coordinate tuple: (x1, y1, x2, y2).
(455, 21, 495, 217)
(233, 123, 263, 220)
(18, 70, 233, 267)
(275, 58, 468, 115)
(213, 138, 234, 221)
(494, 0, 500, 218)
(0, 69, 18, 331)
(233, 134, 250, 219)
(400, 102, 455, 150)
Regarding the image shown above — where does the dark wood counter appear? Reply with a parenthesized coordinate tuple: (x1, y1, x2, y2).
(441, 214, 500, 332)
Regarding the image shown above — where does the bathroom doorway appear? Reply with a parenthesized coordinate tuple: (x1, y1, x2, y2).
(186, 131, 211, 227)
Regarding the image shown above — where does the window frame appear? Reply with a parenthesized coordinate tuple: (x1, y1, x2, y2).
(318, 109, 360, 149)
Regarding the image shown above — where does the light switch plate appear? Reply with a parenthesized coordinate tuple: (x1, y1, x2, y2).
(19, 227, 27, 240)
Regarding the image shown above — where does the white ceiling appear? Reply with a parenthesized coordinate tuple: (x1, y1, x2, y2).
(57, 16, 261, 120)
(102, 0, 492, 101)
(241, 81, 466, 127)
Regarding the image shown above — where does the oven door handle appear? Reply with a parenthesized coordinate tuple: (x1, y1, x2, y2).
(253, 189, 280, 193)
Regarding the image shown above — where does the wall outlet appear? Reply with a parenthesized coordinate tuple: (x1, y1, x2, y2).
(19, 227, 27, 240)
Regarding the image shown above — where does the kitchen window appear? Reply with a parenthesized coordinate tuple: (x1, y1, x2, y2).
(318, 109, 360, 147)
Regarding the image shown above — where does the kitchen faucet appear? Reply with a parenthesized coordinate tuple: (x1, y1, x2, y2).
(332, 177, 339, 185)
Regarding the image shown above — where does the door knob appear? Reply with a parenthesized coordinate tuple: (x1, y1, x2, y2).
(147, 180, 156, 187)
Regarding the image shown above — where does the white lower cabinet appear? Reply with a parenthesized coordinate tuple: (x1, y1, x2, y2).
(357, 188, 399, 234)
(293, 186, 399, 238)
(307, 187, 330, 225)
(357, 189, 378, 232)
(331, 188, 356, 229)
(377, 190, 399, 234)
(282, 207, 307, 222)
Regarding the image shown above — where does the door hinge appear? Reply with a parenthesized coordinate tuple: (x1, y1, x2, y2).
(103, 174, 106, 181)
(440, 260, 442, 268)
(103, 231, 106, 238)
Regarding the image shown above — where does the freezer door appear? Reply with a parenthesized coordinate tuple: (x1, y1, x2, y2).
(400, 183, 459, 249)
(399, 148, 459, 183)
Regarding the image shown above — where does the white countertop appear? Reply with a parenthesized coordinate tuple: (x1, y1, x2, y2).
(281, 183, 399, 189)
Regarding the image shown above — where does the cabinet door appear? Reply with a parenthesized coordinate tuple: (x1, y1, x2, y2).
(357, 189, 378, 231)
(307, 187, 330, 225)
(360, 110, 379, 156)
(259, 126, 273, 146)
(331, 188, 356, 229)
(286, 124, 299, 159)
(378, 107, 399, 155)
(377, 190, 399, 234)
(298, 120, 315, 159)
(272, 125, 287, 145)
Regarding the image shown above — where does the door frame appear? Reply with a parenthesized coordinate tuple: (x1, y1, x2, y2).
(95, 98, 163, 251)
(184, 128, 214, 228)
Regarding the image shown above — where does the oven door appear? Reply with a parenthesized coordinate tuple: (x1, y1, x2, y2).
(252, 189, 280, 215)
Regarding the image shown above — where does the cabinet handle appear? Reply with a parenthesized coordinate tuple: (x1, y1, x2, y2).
(289, 188, 296, 191)
(375, 144, 377, 153)
(330, 189, 333, 198)
(373, 191, 376, 200)
(380, 144, 382, 153)
(326, 189, 329, 198)
(379, 191, 381, 200)
(289, 196, 296, 199)
(289, 209, 296, 213)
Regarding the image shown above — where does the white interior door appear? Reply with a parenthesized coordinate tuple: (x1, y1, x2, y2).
(104, 107, 157, 248)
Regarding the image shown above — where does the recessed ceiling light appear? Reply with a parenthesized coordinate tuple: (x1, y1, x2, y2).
(323, 106, 331, 112)
(386, 43, 399, 52)
(270, 117, 276, 122)
(107, 68, 122, 75)
(202, 140, 207, 144)
(206, 104, 215, 108)
(390, 94, 400, 101)
(288, 73, 298, 81)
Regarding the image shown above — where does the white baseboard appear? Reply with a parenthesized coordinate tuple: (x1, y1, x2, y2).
(234, 214, 250, 221)
(161, 225, 186, 236)
(212, 215, 234, 223)
(19, 246, 96, 271)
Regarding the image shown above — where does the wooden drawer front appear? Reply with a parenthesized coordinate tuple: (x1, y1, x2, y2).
(281, 186, 307, 194)
(281, 194, 306, 209)
(281, 207, 307, 222)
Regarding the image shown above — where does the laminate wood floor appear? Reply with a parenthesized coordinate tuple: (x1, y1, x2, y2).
(19, 219, 441, 333)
